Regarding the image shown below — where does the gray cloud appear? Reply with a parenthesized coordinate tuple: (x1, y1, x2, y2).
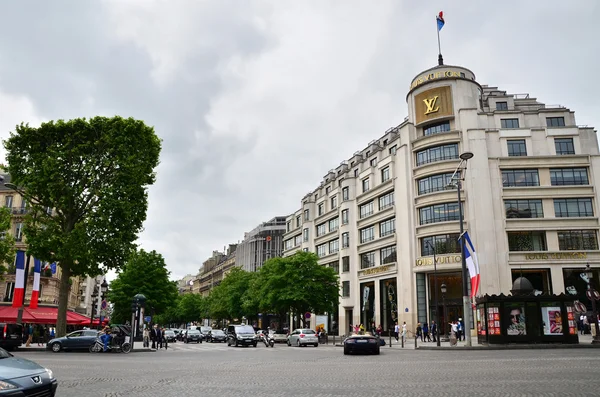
(0, 0, 598, 279)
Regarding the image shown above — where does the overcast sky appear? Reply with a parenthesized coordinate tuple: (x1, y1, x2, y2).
(0, 1, 598, 280)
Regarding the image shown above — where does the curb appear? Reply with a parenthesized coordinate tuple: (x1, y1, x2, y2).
(417, 344, 600, 351)
(15, 348, 156, 353)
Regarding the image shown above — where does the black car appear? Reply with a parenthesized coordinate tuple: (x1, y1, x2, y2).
(164, 330, 176, 343)
(207, 329, 226, 343)
(0, 347, 58, 395)
(46, 330, 99, 353)
(343, 333, 380, 355)
(0, 323, 22, 351)
(184, 330, 202, 343)
(227, 324, 257, 347)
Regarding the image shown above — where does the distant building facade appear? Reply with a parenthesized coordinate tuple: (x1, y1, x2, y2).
(236, 216, 287, 272)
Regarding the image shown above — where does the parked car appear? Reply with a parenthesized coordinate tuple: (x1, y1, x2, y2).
(207, 329, 226, 343)
(226, 324, 257, 347)
(0, 347, 57, 395)
(164, 330, 177, 343)
(184, 330, 202, 343)
(343, 332, 380, 355)
(0, 323, 22, 351)
(271, 329, 288, 344)
(46, 329, 100, 353)
(200, 326, 212, 341)
(287, 329, 318, 347)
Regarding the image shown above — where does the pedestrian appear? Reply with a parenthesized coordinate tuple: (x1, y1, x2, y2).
(156, 326, 163, 349)
(162, 327, 168, 350)
(143, 327, 150, 348)
(431, 321, 437, 342)
(394, 322, 399, 342)
(401, 322, 407, 344)
(449, 321, 458, 346)
(456, 318, 463, 341)
(150, 324, 158, 349)
(416, 323, 423, 342)
(376, 324, 382, 336)
(25, 324, 33, 347)
(423, 322, 431, 342)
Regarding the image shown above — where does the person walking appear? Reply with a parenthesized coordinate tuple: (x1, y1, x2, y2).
(161, 327, 168, 350)
(401, 322, 407, 344)
(423, 322, 431, 342)
(150, 324, 158, 349)
(393, 322, 399, 342)
(25, 324, 33, 347)
(431, 321, 437, 342)
(456, 318, 463, 341)
(416, 323, 423, 342)
(143, 327, 150, 348)
(156, 326, 163, 349)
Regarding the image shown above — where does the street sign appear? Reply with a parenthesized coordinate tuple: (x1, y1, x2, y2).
(304, 312, 311, 319)
(144, 316, 151, 322)
(101, 300, 107, 310)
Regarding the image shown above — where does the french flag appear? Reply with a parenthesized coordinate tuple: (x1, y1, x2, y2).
(12, 251, 25, 308)
(461, 231, 480, 300)
(436, 11, 445, 31)
(29, 259, 42, 309)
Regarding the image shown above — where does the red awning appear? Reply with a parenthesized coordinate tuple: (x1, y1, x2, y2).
(0, 305, 94, 325)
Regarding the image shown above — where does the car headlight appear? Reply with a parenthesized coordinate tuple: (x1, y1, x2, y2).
(45, 368, 54, 379)
(0, 380, 17, 390)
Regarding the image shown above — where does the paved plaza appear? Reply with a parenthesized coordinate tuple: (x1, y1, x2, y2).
(13, 341, 600, 397)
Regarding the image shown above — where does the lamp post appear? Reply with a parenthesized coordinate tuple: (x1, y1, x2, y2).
(584, 264, 600, 344)
(446, 151, 474, 346)
(441, 283, 448, 342)
(131, 293, 146, 350)
(425, 240, 441, 347)
(89, 278, 108, 329)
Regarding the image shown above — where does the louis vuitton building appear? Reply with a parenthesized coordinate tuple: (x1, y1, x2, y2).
(282, 64, 600, 336)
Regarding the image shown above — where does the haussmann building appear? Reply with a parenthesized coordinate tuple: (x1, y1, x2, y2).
(282, 63, 600, 337)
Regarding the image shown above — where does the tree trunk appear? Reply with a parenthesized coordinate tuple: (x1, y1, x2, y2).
(56, 262, 72, 337)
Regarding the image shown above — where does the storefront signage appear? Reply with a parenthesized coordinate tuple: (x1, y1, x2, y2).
(524, 252, 587, 260)
(414, 86, 453, 125)
(359, 264, 394, 277)
(415, 254, 461, 267)
(410, 70, 464, 90)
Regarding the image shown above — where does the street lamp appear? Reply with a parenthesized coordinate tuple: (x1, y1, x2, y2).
(441, 283, 448, 342)
(446, 151, 474, 346)
(90, 278, 108, 329)
(425, 240, 441, 347)
(584, 264, 600, 344)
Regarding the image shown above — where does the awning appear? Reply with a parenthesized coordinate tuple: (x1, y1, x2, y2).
(0, 305, 95, 325)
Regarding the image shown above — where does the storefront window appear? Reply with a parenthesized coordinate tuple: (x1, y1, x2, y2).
(563, 267, 600, 304)
(360, 282, 375, 329)
(379, 278, 398, 335)
(511, 269, 552, 294)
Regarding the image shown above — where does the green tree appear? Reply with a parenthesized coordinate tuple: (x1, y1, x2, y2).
(3, 116, 161, 336)
(0, 207, 16, 278)
(208, 268, 257, 320)
(154, 296, 182, 326)
(107, 249, 178, 325)
(178, 293, 208, 323)
(255, 251, 339, 327)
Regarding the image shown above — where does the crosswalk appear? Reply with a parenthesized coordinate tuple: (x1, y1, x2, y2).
(161, 341, 336, 353)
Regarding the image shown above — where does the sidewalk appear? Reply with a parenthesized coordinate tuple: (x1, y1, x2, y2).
(14, 343, 156, 353)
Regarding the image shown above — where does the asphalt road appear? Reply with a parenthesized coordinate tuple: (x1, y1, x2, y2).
(12, 342, 600, 397)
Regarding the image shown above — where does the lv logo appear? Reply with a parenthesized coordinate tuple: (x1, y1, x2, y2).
(423, 96, 440, 115)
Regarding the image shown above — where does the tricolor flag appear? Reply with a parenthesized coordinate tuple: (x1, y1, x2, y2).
(436, 11, 445, 31)
(29, 258, 42, 309)
(12, 251, 26, 308)
(461, 231, 480, 300)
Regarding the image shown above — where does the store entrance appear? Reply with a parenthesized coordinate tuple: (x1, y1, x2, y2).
(428, 271, 464, 336)
(437, 301, 463, 336)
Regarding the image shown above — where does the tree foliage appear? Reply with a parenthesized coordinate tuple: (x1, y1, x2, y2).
(108, 249, 178, 325)
(3, 116, 161, 336)
(207, 267, 257, 320)
(0, 207, 16, 278)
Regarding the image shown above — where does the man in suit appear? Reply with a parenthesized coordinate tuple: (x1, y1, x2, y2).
(155, 325, 163, 349)
(150, 324, 158, 349)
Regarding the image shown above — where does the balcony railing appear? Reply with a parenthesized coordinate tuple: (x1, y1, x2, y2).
(10, 207, 28, 215)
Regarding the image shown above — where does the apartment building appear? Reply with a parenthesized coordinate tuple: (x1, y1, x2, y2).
(282, 63, 599, 336)
(237, 216, 286, 272)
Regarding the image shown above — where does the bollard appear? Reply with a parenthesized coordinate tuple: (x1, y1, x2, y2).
(333, 335, 335, 346)
(414, 335, 417, 349)
(401, 335, 404, 348)
(389, 333, 391, 348)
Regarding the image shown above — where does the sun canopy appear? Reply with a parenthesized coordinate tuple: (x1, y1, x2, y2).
(0, 305, 97, 325)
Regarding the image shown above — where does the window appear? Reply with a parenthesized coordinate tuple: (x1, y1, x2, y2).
(550, 168, 588, 186)
(378, 191, 394, 210)
(354, 169, 359, 177)
(285, 239, 294, 250)
(554, 198, 593, 217)
(558, 231, 598, 250)
(328, 261, 339, 274)
(359, 201, 374, 219)
(379, 218, 395, 237)
(4, 282, 14, 302)
(366, 151, 370, 157)
(328, 217, 339, 232)
(507, 231, 547, 251)
(420, 234, 461, 256)
(555, 138, 575, 155)
(317, 244, 327, 257)
(370, 158, 377, 167)
(303, 248, 309, 252)
(501, 118, 520, 129)
(15, 223, 23, 242)
(362, 178, 370, 193)
(4, 196, 12, 208)
(329, 239, 339, 254)
(496, 101, 508, 111)
(318, 203, 324, 216)
(286, 221, 291, 232)
(546, 117, 565, 127)
(342, 187, 349, 201)
(511, 269, 552, 295)
(303, 228, 309, 242)
(325, 186, 331, 194)
(304, 209, 310, 221)
(507, 139, 527, 156)
(417, 172, 456, 195)
(389, 145, 397, 155)
(381, 167, 390, 182)
(416, 144, 459, 166)
(331, 196, 337, 209)
(423, 121, 451, 136)
(342, 256, 350, 272)
(502, 169, 540, 187)
(342, 209, 349, 225)
(296, 215, 301, 228)
(380, 246, 397, 264)
(294, 235, 302, 246)
(419, 203, 461, 225)
(342, 232, 349, 248)
(316, 223, 326, 237)
(505, 199, 544, 218)
(360, 226, 375, 243)
(361, 252, 375, 269)
(342, 281, 350, 297)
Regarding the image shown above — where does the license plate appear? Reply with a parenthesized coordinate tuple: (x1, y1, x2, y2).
(356, 340, 368, 343)
(10, 335, 17, 339)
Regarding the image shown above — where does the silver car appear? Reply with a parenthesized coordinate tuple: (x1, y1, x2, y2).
(287, 328, 318, 347)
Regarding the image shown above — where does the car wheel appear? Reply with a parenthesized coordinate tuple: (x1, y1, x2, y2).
(287, 339, 291, 346)
(51, 342, 61, 353)
(234, 340, 239, 347)
(296, 339, 301, 347)
(253, 342, 257, 347)
(313, 343, 318, 347)
(374, 349, 380, 355)
(343, 347, 349, 355)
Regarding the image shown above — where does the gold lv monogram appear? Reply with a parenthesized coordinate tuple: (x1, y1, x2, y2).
(423, 96, 440, 115)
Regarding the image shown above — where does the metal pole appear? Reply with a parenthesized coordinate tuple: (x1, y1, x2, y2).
(457, 180, 472, 346)
(15, 254, 32, 325)
(436, 17, 443, 65)
(442, 294, 447, 342)
(429, 242, 440, 347)
(130, 310, 136, 351)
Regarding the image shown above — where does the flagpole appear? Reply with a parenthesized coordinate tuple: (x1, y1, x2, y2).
(437, 18, 443, 66)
